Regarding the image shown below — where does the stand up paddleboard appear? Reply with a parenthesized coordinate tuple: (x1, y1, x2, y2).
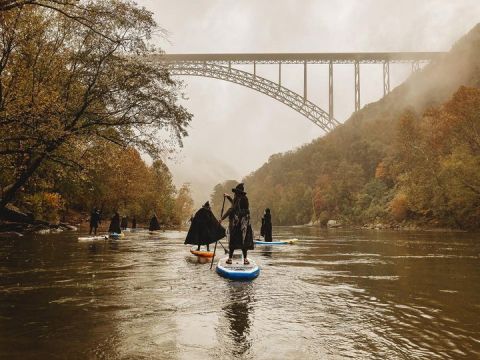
(78, 235, 108, 242)
(109, 232, 124, 240)
(216, 257, 260, 280)
(190, 246, 214, 258)
(254, 238, 298, 245)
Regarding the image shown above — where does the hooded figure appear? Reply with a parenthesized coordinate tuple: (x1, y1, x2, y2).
(185, 201, 226, 251)
(221, 183, 254, 265)
(149, 214, 161, 231)
(89, 208, 101, 235)
(108, 212, 121, 234)
(121, 216, 128, 230)
(261, 208, 272, 242)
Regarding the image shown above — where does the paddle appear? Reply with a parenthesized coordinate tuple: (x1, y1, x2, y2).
(210, 195, 227, 270)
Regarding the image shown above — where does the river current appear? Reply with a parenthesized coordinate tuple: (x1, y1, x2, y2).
(0, 227, 479, 359)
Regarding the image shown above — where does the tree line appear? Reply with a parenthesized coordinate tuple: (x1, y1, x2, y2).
(0, 1, 194, 225)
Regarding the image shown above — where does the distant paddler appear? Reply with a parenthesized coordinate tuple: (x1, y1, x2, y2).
(89, 208, 101, 235)
(185, 201, 226, 252)
(220, 183, 254, 265)
(149, 213, 161, 231)
(121, 216, 128, 230)
(108, 212, 121, 234)
(260, 208, 272, 242)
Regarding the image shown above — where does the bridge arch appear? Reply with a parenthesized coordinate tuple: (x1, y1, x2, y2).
(167, 62, 340, 133)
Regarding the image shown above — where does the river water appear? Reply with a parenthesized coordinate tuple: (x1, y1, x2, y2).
(0, 227, 479, 359)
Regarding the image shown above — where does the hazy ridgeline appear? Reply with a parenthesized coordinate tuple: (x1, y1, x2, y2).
(226, 24, 480, 228)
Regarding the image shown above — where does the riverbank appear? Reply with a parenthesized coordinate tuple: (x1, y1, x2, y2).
(297, 220, 470, 232)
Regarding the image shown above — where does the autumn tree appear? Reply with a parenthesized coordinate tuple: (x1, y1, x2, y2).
(0, 2, 191, 213)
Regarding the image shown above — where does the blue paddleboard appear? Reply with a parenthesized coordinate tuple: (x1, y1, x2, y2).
(216, 257, 260, 280)
(254, 238, 298, 245)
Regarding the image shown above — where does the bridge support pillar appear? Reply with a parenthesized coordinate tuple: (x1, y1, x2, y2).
(383, 60, 390, 96)
(278, 62, 282, 89)
(411, 60, 420, 73)
(303, 60, 307, 103)
(354, 61, 360, 112)
(329, 60, 333, 121)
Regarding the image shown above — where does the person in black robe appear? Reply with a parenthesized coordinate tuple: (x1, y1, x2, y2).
(221, 183, 254, 265)
(89, 208, 101, 235)
(131, 216, 137, 229)
(121, 216, 128, 230)
(108, 212, 121, 234)
(260, 208, 272, 242)
(149, 214, 161, 231)
(185, 201, 226, 251)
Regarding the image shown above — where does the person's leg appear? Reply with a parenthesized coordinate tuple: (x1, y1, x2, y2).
(243, 249, 249, 264)
(207, 244, 210, 251)
(197, 244, 201, 251)
(94, 225, 97, 235)
(89, 225, 93, 235)
(227, 248, 234, 264)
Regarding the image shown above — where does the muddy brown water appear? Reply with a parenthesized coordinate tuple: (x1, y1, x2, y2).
(0, 228, 479, 359)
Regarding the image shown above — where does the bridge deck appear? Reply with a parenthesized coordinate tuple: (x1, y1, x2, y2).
(152, 52, 446, 64)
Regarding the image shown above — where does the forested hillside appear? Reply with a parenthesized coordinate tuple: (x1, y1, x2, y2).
(237, 24, 480, 229)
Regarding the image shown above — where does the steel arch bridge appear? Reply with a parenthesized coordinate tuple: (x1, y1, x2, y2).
(148, 52, 445, 133)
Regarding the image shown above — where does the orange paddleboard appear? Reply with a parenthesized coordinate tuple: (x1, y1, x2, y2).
(190, 246, 214, 258)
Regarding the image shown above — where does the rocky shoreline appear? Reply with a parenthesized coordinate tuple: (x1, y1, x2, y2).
(0, 221, 78, 238)
(302, 219, 469, 232)
(0, 205, 79, 238)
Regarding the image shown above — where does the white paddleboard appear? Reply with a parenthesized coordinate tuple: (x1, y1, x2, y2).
(78, 235, 108, 242)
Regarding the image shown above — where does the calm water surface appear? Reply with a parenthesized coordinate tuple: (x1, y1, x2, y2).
(0, 227, 479, 359)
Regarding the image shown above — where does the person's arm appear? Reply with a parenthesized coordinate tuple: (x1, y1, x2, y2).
(221, 207, 232, 222)
(224, 193, 233, 203)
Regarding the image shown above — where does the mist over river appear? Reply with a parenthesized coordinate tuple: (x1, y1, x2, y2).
(0, 228, 479, 359)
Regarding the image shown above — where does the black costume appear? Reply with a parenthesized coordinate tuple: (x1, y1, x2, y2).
(89, 208, 101, 235)
(121, 216, 128, 230)
(185, 202, 226, 250)
(149, 215, 161, 231)
(260, 208, 272, 242)
(108, 212, 121, 234)
(222, 184, 254, 261)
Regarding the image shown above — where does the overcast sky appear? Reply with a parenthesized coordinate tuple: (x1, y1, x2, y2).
(137, 0, 480, 206)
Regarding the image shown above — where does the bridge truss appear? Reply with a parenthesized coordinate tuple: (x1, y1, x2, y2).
(149, 52, 445, 132)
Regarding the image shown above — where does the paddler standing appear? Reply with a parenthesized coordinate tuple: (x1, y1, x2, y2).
(220, 183, 254, 265)
(260, 208, 272, 242)
(89, 208, 101, 235)
(121, 216, 128, 230)
(108, 212, 121, 234)
(185, 202, 226, 251)
(149, 213, 161, 231)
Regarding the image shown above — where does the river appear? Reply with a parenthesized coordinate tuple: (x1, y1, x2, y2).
(0, 227, 479, 359)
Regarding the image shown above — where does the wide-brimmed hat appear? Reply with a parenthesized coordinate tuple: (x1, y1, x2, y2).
(232, 183, 246, 195)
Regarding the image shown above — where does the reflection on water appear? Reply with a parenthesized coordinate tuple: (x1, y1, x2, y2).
(0, 228, 479, 359)
(223, 283, 253, 357)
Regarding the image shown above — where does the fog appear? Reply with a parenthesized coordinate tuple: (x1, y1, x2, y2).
(136, 0, 480, 206)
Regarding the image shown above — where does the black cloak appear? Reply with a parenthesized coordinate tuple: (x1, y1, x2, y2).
(222, 193, 254, 251)
(108, 213, 121, 234)
(149, 215, 161, 231)
(185, 207, 226, 246)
